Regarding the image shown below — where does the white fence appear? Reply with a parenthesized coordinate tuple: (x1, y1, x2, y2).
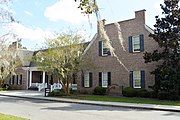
(38, 83, 47, 91)
(51, 83, 62, 92)
(31, 83, 77, 92)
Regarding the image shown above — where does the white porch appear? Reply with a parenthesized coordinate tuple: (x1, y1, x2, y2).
(23, 67, 54, 91)
(22, 67, 77, 92)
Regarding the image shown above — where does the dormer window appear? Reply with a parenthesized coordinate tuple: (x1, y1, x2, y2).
(99, 41, 110, 56)
(132, 35, 141, 52)
(129, 34, 144, 53)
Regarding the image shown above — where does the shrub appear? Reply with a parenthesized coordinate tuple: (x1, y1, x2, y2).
(48, 89, 68, 97)
(136, 89, 150, 98)
(93, 86, 107, 95)
(157, 91, 170, 100)
(28, 86, 38, 91)
(157, 91, 179, 100)
(149, 91, 157, 98)
(70, 89, 79, 95)
(1, 84, 10, 90)
(0, 87, 4, 91)
(122, 87, 137, 97)
(169, 94, 179, 101)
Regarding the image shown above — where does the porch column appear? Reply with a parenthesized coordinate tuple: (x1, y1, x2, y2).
(26, 70, 29, 89)
(42, 71, 45, 83)
(29, 70, 32, 87)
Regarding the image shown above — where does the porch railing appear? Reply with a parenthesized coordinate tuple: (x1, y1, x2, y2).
(51, 83, 62, 92)
(38, 83, 47, 91)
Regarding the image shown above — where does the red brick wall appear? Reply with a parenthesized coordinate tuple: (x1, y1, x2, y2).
(78, 10, 159, 94)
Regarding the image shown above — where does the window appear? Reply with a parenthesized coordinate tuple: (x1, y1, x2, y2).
(132, 36, 140, 52)
(17, 75, 22, 85)
(99, 72, 111, 88)
(83, 72, 92, 88)
(102, 42, 110, 56)
(133, 71, 141, 88)
(129, 70, 145, 88)
(84, 73, 90, 87)
(129, 34, 144, 53)
(99, 41, 110, 56)
(9, 77, 12, 85)
(102, 72, 108, 87)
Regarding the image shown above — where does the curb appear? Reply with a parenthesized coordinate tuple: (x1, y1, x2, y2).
(0, 94, 180, 113)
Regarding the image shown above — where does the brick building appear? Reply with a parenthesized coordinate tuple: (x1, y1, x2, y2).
(78, 9, 159, 94)
(7, 10, 159, 94)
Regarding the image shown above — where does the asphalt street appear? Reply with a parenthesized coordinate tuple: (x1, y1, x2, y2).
(0, 96, 179, 120)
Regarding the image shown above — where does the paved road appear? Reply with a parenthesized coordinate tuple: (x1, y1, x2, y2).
(0, 96, 179, 120)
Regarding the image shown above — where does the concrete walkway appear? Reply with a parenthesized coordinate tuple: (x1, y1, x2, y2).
(0, 90, 180, 112)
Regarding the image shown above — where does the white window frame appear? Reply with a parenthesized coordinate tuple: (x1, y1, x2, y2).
(132, 35, 140, 52)
(84, 72, 90, 88)
(102, 72, 108, 88)
(133, 71, 141, 88)
(17, 75, 22, 85)
(10, 77, 13, 85)
(102, 41, 109, 56)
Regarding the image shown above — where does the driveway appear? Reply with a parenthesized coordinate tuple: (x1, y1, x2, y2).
(0, 96, 180, 120)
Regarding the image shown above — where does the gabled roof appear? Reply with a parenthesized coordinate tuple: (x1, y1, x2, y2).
(145, 24, 154, 34)
(18, 49, 34, 67)
(28, 42, 90, 67)
(82, 33, 97, 56)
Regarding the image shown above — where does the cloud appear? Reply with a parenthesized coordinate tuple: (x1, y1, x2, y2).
(8, 22, 56, 43)
(44, 0, 89, 24)
(24, 10, 33, 16)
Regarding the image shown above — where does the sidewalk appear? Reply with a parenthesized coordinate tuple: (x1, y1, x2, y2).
(0, 90, 180, 112)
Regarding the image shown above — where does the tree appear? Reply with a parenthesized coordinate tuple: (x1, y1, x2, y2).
(75, 0, 98, 14)
(32, 32, 87, 94)
(144, 0, 180, 95)
(0, 0, 14, 24)
(0, 39, 20, 88)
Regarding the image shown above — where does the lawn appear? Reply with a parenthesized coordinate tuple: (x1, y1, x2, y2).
(62, 95, 180, 106)
(0, 113, 27, 120)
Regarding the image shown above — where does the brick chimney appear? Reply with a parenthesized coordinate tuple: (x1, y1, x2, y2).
(135, 9, 146, 24)
(97, 19, 106, 33)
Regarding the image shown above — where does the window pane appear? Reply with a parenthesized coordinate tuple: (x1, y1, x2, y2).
(84, 73, 89, 87)
(102, 42, 109, 55)
(102, 72, 108, 87)
(132, 36, 140, 52)
(133, 71, 141, 88)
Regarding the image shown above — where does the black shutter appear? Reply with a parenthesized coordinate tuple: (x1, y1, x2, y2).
(89, 72, 92, 87)
(141, 70, 145, 88)
(20, 75, 22, 85)
(16, 75, 18, 85)
(108, 72, 111, 86)
(99, 41, 102, 56)
(12, 75, 15, 85)
(46, 75, 48, 84)
(99, 72, 102, 86)
(9, 77, 11, 85)
(128, 36, 133, 53)
(51, 75, 53, 85)
(129, 71, 133, 87)
(82, 73, 84, 87)
(140, 34, 144, 52)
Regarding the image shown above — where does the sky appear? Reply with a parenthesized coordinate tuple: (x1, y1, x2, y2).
(1, 0, 166, 50)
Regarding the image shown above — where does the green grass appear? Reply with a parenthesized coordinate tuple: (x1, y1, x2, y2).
(62, 95, 180, 106)
(0, 113, 27, 120)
